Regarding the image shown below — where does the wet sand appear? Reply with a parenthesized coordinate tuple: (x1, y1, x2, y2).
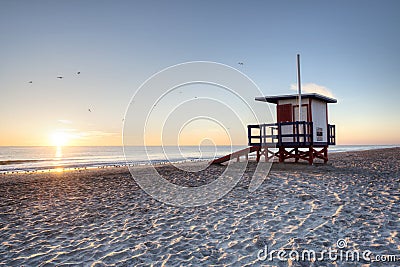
(0, 148, 399, 266)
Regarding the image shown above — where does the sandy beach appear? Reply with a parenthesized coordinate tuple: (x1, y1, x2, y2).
(0, 148, 399, 266)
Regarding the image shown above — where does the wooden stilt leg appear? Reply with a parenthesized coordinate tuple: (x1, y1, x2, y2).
(295, 147, 299, 163)
(256, 150, 260, 162)
(324, 146, 328, 163)
(308, 147, 313, 165)
(279, 147, 284, 163)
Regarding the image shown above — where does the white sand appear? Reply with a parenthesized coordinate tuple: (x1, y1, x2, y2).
(0, 148, 399, 266)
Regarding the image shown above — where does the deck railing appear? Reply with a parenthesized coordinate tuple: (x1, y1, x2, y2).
(248, 122, 335, 147)
(328, 124, 336, 145)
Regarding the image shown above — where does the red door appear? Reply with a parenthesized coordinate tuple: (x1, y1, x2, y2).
(277, 104, 293, 122)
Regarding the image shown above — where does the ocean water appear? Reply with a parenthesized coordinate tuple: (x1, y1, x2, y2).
(0, 145, 398, 173)
(0, 146, 242, 173)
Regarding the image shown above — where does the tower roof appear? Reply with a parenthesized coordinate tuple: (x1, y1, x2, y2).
(255, 93, 337, 104)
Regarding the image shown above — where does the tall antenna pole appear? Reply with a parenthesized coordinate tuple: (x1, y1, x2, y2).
(297, 54, 302, 121)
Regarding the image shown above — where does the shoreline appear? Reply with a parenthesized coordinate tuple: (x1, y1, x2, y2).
(0, 147, 399, 266)
(1, 145, 399, 175)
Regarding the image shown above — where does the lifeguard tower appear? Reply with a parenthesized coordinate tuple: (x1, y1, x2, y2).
(248, 93, 337, 164)
(212, 54, 337, 165)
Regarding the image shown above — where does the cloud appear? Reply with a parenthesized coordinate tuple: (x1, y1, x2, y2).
(73, 130, 119, 140)
(290, 83, 334, 98)
(58, 119, 72, 124)
(55, 128, 119, 140)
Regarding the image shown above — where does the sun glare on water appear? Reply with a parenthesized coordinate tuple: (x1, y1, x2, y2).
(51, 131, 70, 159)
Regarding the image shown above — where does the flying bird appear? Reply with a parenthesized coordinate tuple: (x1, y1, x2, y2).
(28, 81, 33, 84)
(88, 108, 91, 112)
(238, 62, 244, 65)
(77, 71, 81, 74)
(57, 76, 64, 79)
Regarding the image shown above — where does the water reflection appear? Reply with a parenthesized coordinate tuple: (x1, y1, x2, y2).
(55, 146, 62, 159)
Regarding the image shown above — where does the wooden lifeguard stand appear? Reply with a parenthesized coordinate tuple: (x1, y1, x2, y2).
(248, 93, 337, 164)
(212, 54, 337, 165)
(212, 93, 337, 165)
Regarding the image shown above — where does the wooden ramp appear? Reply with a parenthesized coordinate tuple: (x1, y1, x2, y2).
(211, 146, 260, 165)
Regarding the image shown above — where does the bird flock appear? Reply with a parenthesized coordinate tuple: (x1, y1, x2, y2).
(28, 63, 244, 84)
(27, 63, 244, 114)
(27, 71, 93, 112)
(28, 71, 81, 84)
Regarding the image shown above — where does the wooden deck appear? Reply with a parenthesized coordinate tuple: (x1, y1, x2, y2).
(247, 121, 335, 147)
(211, 122, 336, 165)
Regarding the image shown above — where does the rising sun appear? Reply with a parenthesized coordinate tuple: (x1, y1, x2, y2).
(51, 131, 69, 147)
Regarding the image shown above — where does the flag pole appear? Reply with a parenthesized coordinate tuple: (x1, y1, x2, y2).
(297, 54, 302, 121)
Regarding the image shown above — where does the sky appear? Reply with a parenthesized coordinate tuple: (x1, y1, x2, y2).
(0, 0, 399, 146)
